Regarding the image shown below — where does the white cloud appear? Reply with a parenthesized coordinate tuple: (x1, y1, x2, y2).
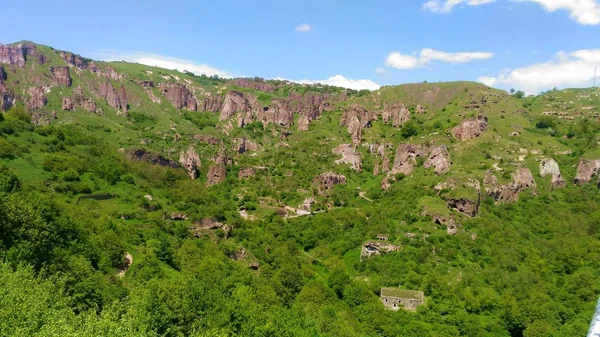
(295, 24, 312, 32)
(277, 75, 381, 91)
(513, 0, 600, 25)
(422, 0, 496, 13)
(423, 0, 600, 25)
(385, 48, 494, 69)
(477, 48, 600, 94)
(375, 67, 386, 74)
(94, 51, 233, 78)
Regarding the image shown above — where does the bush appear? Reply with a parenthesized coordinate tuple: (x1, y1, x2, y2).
(401, 122, 418, 139)
(535, 116, 556, 129)
(0, 165, 20, 193)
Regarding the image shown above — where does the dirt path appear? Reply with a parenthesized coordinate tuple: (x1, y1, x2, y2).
(359, 191, 373, 202)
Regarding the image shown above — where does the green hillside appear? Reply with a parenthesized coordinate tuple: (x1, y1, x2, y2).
(1, 41, 600, 336)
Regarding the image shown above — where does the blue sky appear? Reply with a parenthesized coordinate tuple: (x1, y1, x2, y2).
(1, 0, 599, 93)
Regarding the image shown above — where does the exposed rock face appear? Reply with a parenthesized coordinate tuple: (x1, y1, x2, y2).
(299, 197, 315, 212)
(129, 149, 179, 168)
(416, 104, 427, 114)
(298, 115, 310, 131)
(0, 66, 6, 81)
(97, 67, 123, 81)
(50, 67, 71, 87)
(207, 165, 227, 186)
(26, 87, 47, 110)
(234, 138, 260, 154)
(193, 134, 221, 145)
(382, 102, 410, 127)
(347, 116, 362, 144)
(371, 143, 391, 176)
(332, 144, 362, 172)
(341, 105, 374, 144)
(160, 83, 197, 110)
(0, 43, 27, 68)
(452, 115, 488, 141)
(31, 110, 57, 126)
(574, 159, 600, 185)
(360, 241, 399, 261)
(391, 144, 427, 175)
(220, 91, 262, 127)
(97, 82, 127, 112)
(81, 99, 98, 113)
(202, 94, 222, 112)
(59, 51, 89, 70)
(231, 78, 278, 92)
(238, 167, 255, 179)
(314, 172, 347, 195)
(179, 146, 201, 179)
(261, 99, 293, 127)
(191, 218, 230, 238)
(0, 68, 14, 111)
(424, 146, 451, 175)
(484, 168, 536, 203)
(435, 179, 482, 217)
(539, 158, 566, 189)
(61, 97, 74, 110)
(422, 208, 460, 235)
(213, 147, 232, 166)
(145, 88, 161, 104)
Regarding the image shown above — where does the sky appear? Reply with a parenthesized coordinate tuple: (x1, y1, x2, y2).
(1, 0, 600, 94)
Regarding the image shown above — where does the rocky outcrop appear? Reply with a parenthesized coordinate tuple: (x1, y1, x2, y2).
(299, 197, 315, 212)
(332, 144, 362, 172)
(191, 218, 231, 238)
(220, 91, 263, 127)
(145, 88, 161, 104)
(424, 146, 451, 175)
(539, 158, 566, 189)
(416, 104, 427, 114)
(26, 87, 47, 110)
(435, 179, 481, 217)
(574, 159, 600, 185)
(193, 134, 221, 145)
(0, 68, 14, 111)
(451, 115, 488, 141)
(340, 105, 374, 144)
(207, 165, 227, 186)
(238, 167, 255, 179)
(233, 138, 260, 154)
(484, 168, 536, 203)
(298, 116, 310, 131)
(81, 99, 98, 113)
(261, 99, 293, 127)
(391, 144, 427, 175)
(371, 143, 391, 175)
(97, 67, 123, 81)
(50, 67, 71, 87)
(59, 51, 89, 70)
(160, 83, 197, 110)
(382, 102, 410, 127)
(129, 149, 179, 168)
(347, 116, 362, 144)
(421, 208, 460, 236)
(179, 146, 201, 179)
(97, 82, 127, 112)
(314, 172, 347, 195)
(0, 43, 27, 68)
(202, 94, 222, 112)
(360, 241, 399, 261)
(231, 78, 278, 92)
(0, 66, 6, 81)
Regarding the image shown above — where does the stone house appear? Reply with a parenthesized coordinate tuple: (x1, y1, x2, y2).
(380, 287, 424, 311)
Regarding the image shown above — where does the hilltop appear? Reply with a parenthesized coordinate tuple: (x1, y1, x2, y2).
(1, 41, 600, 336)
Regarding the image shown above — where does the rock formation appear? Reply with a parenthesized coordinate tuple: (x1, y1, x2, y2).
(207, 165, 227, 186)
(435, 179, 481, 217)
(361, 241, 399, 260)
(261, 99, 294, 127)
(0, 67, 14, 111)
(160, 83, 197, 110)
(539, 158, 566, 189)
(371, 143, 391, 175)
(0, 43, 27, 68)
(421, 208, 460, 236)
(202, 94, 222, 112)
(238, 167, 255, 179)
(179, 146, 201, 179)
(299, 197, 315, 212)
(391, 144, 427, 175)
(332, 144, 362, 172)
(50, 67, 71, 87)
(234, 138, 260, 154)
(424, 146, 451, 175)
(416, 104, 427, 114)
(314, 172, 347, 195)
(97, 82, 127, 112)
(298, 116, 310, 131)
(0, 66, 6, 81)
(129, 149, 179, 168)
(382, 102, 410, 127)
(26, 87, 46, 110)
(340, 104, 374, 144)
(97, 67, 123, 81)
(574, 159, 600, 185)
(59, 51, 89, 70)
(231, 78, 278, 92)
(451, 115, 488, 141)
(484, 168, 536, 203)
(193, 134, 222, 145)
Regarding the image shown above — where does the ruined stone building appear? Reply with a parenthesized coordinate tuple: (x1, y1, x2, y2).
(380, 287, 424, 311)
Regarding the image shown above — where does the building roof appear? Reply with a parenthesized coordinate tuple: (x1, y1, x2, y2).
(380, 288, 424, 300)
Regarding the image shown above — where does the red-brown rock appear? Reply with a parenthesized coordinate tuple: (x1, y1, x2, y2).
(179, 146, 201, 180)
(424, 146, 451, 175)
(332, 144, 362, 172)
(451, 115, 488, 141)
(26, 87, 46, 110)
(314, 172, 347, 195)
(207, 165, 227, 186)
(160, 83, 197, 110)
(50, 67, 72, 87)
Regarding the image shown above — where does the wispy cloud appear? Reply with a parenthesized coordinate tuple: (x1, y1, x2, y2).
(295, 24, 312, 32)
(423, 0, 600, 25)
(277, 75, 380, 91)
(375, 67, 386, 74)
(93, 51, 233, 78)
(478, 48, 600, 94)
(422, 0, 496, 13)
(385, 48, 494, 70)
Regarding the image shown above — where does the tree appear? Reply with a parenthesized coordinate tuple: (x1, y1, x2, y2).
(514, 90, 526, 98)
(510, 88, 515, 94)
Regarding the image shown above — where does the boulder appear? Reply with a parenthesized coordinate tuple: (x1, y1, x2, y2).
(360, 241, 399, 260)
(332, 144, 362, 172)
(314, 172, 347, 195)
(179, 146, 201, 179)
(574, 159, 600, 185)
(50, 67, 71, 87)
(424, 146, 451, 175)
(451, 115, 488, 141)
(539, 158, 566, 189)
(160, 83, 197, 110)
(26, 87, 47, 110)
